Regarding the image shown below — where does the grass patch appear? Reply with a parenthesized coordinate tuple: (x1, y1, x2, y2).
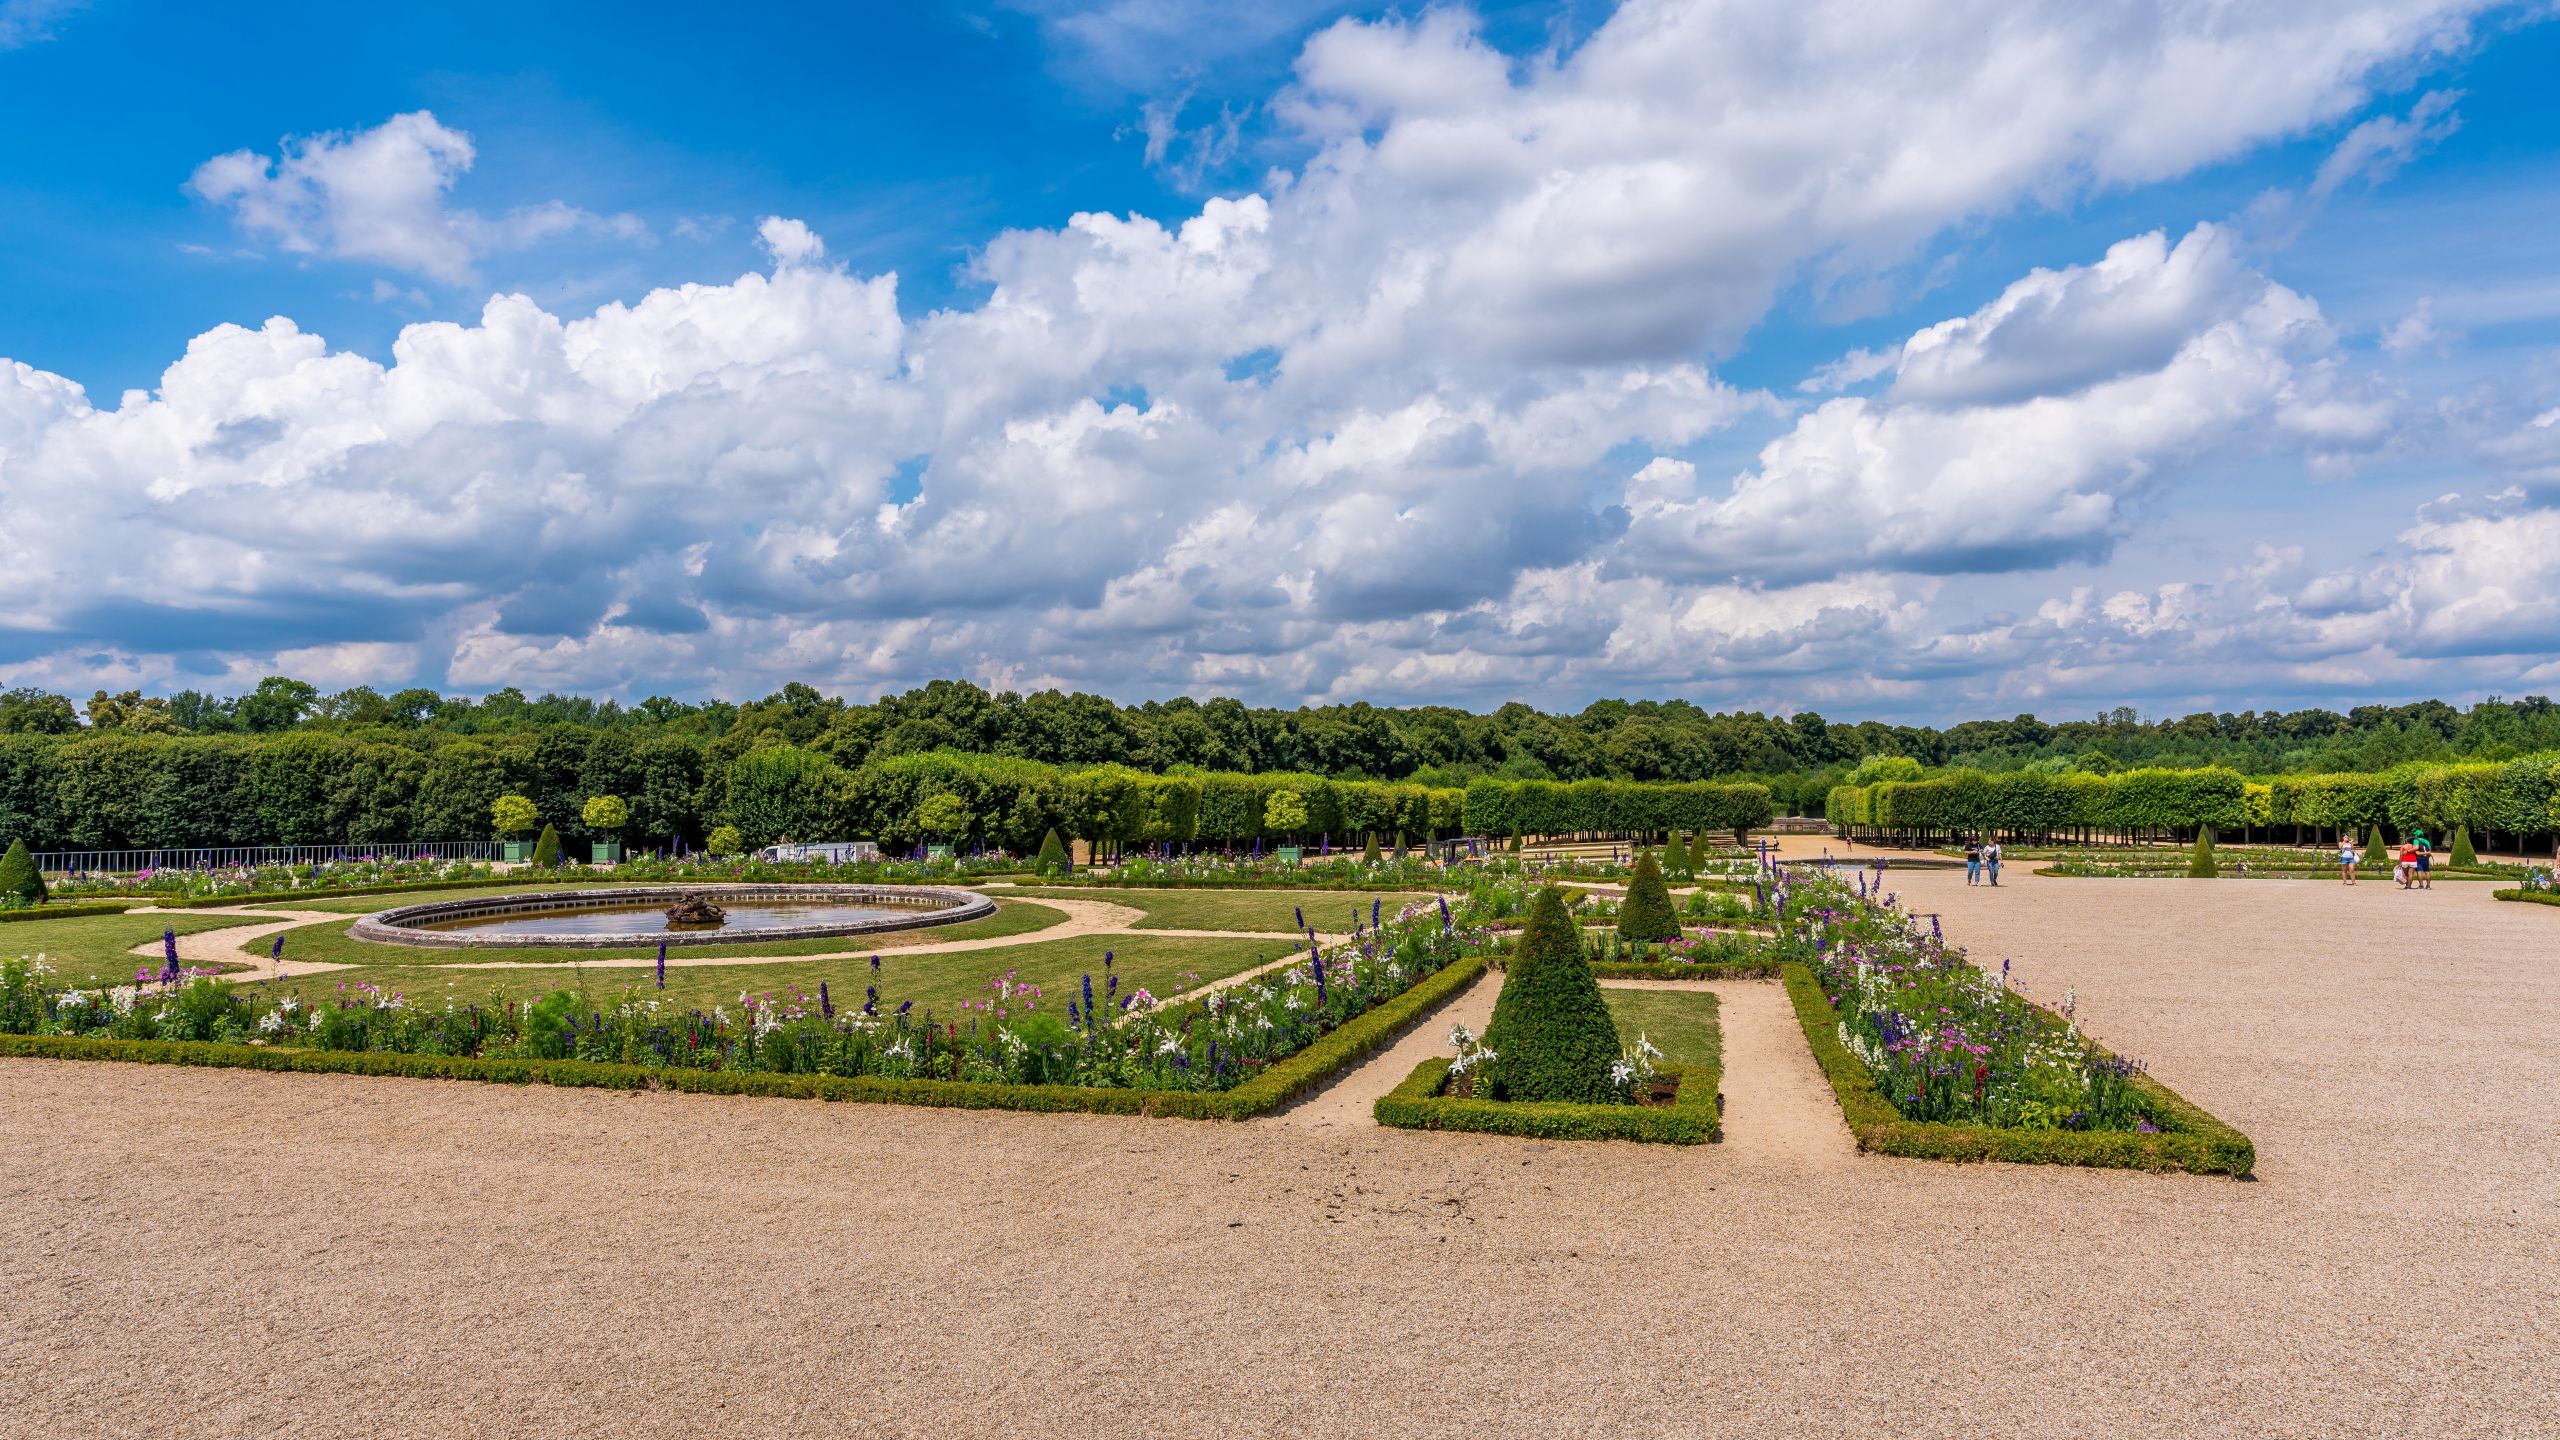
(0, 913, 271, 986)
(1602, 989, 1721, 1068)
(243, 930, 1291, 1021)
(244, 898, 1068, 968)
(999, 886, 1431, 933)
(1780, 961, 2253, 1177)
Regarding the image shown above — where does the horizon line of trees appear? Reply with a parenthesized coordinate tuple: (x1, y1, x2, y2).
(5, 677, 2557, 802)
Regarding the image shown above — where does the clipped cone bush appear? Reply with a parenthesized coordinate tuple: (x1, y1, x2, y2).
(2451, 824, 2477, 867)
(1363, 832, 1381, 864)
(2365, 823, 2389, 859)
(1618, 850, 1680, 942)
(1035, 827, 1070, 876)
(0, 838, 46, 906)
(1482, 887, 1624, 1104)
(2188, 828, 2218, 878)
(531, 824, 562, 868)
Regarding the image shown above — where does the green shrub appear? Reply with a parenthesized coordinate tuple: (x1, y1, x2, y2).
(1375, 1058, 1720, 1143)
(2493, 888, 2560, 908)
(1363, 832, 1381, 864)
(0, 839, 44, 906)
(1481, 887, 1622, 1104)
(581, 794, 628, 833)
(491, 794, 539, 839)
(1035, 826, 1070, 876)
(1617, 851, 1679, 942)
(2365, 822, 2389, 858)
(531, 823, 562, 868)
(704, 823, 744, 856)
(2188, 828, 2217, 878)
(2451, 824, 2477, 867)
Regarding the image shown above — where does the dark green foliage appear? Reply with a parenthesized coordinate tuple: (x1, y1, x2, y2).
(1781, 964, 2253, 1176)
(1617, 851, 1680, 941)
(1375, 1058, 1720, 1143)
(2450, 824, 2477, 867)
(0, 838, 43, 905)
(2188, 828, 2218, 878)
(1034, 826, 1070, 876)
(1481, 887, 1623, 1104)
(2494, 888, 2560, 908)
(530, 824, 561, 868)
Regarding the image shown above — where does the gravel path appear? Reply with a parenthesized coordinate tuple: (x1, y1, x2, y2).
(8, 866, 2558, 1437)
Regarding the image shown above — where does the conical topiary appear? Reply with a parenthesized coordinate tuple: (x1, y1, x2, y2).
(1618, 850, 1680, 941)
(1482, 887, 1625, 1104)
(2451, 824, 2477, 867)
(0, 838, 45, 906)
(2365, 822, 2389, 858)
(531, 823, 562, 868)
(2188, 827, 2218, 878)
(1363, 832, 1381, 865)
(1035, 827, 1070, 876)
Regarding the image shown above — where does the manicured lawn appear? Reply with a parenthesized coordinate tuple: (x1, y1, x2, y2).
(1, 913, 269, 987)
(1601, 989, 1721, 1068)
(245, 931, 1292, 1019)
(999, 887, 1433, 933)
(242, 897, 1069, 968)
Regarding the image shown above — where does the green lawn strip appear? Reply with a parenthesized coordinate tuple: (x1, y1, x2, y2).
(2492, 888, 2560, 907)
(243, 898, 1068, 969)
(997, 886, 1431, 933)
(1373, 1057, 1720, 1143)
(1602, 989, 1722, 1068)
(1, 951, 1496, 1124)
(1779, 961, 2254, 1177)
(245, 931, 1288, 1021)
(0, 913, 272, 987)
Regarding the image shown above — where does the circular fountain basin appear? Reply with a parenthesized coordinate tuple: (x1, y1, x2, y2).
(348, 885, 996, 949)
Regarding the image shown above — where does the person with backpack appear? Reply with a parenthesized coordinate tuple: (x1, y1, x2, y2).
(2414, 831, 2434, 890)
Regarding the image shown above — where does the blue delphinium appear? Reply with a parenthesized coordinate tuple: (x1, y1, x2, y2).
(864, 984, 878, 1017)
(1082, 972, 1096, 1020)
(819, 982, 834, 1019)
(656, 942, 668, 989)
(161, 930, 179, 984)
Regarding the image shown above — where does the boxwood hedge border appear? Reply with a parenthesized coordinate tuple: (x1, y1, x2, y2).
(2492, 888, 2560, 908)
(1, 902, 140, 923)
(1780, 962, 2253, 1177)
(1373, 1058, 1722, 1144)
(0, 952, 1494, 1122)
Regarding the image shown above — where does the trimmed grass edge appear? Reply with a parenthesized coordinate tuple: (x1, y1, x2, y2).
(0, 952, 1493, 1123)
(1373, 1057, 1722, 1144)
(1779, 961, 2254, 1177)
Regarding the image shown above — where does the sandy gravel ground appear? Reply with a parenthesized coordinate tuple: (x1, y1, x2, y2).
(7, 869, 2558, 1438)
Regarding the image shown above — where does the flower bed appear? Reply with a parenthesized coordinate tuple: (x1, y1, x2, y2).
(1374, 1056, 1721, 1143)
(1776, 873, 2251, 1176)
(0, 900, 1494, 1120)
(1577, 929, 1782, 980)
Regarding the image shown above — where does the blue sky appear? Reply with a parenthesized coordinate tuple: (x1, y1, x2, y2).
(2, 0, 2558, 721)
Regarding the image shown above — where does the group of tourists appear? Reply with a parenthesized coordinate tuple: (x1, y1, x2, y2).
(1962, 837, 2003, 887)
(2335, 831, 2437, 889)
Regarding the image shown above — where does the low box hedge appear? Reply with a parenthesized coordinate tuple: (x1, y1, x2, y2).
(2493, 888, 2560, 908)
(1780, 963, 2253, 1177)
(1, 902, 139, 922)
(1585, 958, 1783, 981)
(1373, 1057, 1721, 1144)
(0, 952, 1495, 1123)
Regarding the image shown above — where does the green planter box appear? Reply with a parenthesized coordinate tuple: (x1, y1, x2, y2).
(590, 840, 623, 865)
(502, 840, 533, 863)
(1277, 846, 1303, 866)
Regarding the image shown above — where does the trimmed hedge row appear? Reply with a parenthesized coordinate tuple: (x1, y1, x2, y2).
(2493, 888, 2560, 908)
(1779, 963, 2253, 1176)
(1584, 958, 1784, 981)
(1463, 777, 1772, 840)
(0, 952, 1496, 1121)
(1373, 1057, 1722, 1143)
(0, 902, 138, 922)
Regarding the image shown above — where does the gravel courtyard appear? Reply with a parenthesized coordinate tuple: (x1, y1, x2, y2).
(4, 869, 2555, 1439)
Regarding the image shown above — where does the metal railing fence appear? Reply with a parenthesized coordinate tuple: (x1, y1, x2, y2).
(35, 841, 505, 875)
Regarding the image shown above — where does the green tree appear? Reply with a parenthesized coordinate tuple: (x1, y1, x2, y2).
(531, 823, 562, 867)
(915, 792, 972, 844)
(1618, 850, 1680, 941)
(581, 794, 629, 834)
(725, 744, 846, 848)
(491, 794, 539, 839)
(0, 838, 45, 905)
(1035, 826, 1070, 876)
(1481, 887, 1624, 1104)
(704, 823, 744, 856)
(2188, 827, 2218, 878)
(1263, 788, 1308, 838)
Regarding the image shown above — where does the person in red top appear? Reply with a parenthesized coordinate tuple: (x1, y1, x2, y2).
(2397, 842, 2417, 889)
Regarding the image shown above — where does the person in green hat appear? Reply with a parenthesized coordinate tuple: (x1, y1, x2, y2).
(2413, 829, 2433, 890)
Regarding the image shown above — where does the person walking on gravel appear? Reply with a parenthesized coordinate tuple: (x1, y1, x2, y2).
(1965, 837, 1982, 886)
(1984, 838, 2003, 887)
(2339, 834, 2358, 885)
